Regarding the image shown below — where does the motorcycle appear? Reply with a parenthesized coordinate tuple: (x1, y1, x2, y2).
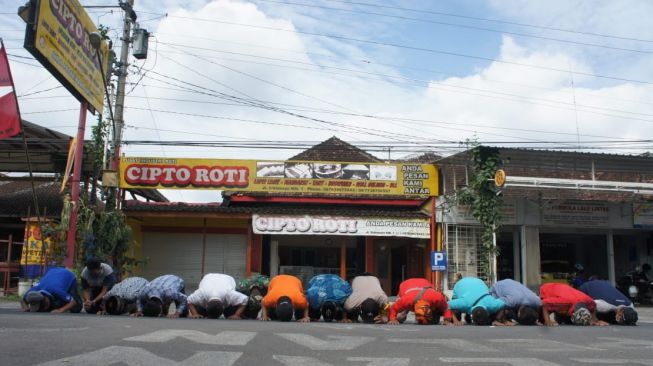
(617, 267, 653, 304)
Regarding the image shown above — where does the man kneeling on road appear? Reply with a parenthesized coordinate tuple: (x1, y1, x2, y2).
(344, 273, 390, 323)
(260, 274, 310, 322)
(540, 282, 608, 326)
(100, 276, 149, 315)
(448, 277, 512, 326)
(490, 279, 542, 325)
(188, 273, 247, 320)
(388, 278, 450, 325)
(579, 279, 638, 325)
(132, 274, 188, 318)
(21, 267, 82, 313)
(81, 258, 117, 314)
(306, 273, 352, 322)
(237, 274, 270, 319)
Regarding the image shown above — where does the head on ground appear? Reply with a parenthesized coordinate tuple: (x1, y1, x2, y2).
(25, 291, 50, 312)
(616, 307, 638, 325)
(143, 298, 163, 317)
(571, 304, 591, 326)
(276, 296, 294, 322)
(206, 299, 224, 319)
(105, 296, 125, 315)
(471, 306, 490, 326)
(360, 298, 380, 323)
(414, 300, 439, 325)
(516, 305, 539, 325)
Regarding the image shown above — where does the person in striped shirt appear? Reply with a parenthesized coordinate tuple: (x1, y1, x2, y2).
(132, 275, 187, 318)
(100, 277, 149, 315)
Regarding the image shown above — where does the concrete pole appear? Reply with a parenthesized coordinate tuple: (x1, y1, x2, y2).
(110, 0, 134, 208)
(607, 230, 616, 285)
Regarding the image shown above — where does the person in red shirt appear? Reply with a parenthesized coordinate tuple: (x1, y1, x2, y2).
(388, 278, 452, 325)
(540, 283, 608, 326)
(260, 274, 310, 322)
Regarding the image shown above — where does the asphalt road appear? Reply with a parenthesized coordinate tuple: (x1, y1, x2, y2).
(2, 303, 653, 366)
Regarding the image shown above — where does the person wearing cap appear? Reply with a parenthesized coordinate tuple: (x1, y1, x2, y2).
(448, 277, 512, 326)
(237, 274, 270, 319)
(540, 282, 608, 326)
(490, 279, 542, 325)
(132, 274, 187, 318)
(100, 276, 149, 315)
(579, 279, 638, 325)
(80, 258, 117, 314)
(187, 273, 248, 320)
(21, 267, 82, 313)
(388, 278, 450, 325)
(343, 273, 390, 323)
(306, 273, 352, 322)
(260, 274, 309, 322)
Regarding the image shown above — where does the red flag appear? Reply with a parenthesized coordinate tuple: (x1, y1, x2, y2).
(0, 40, 21, 139)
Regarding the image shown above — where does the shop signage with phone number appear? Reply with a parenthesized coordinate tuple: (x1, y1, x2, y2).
(119, 157, 439, 197)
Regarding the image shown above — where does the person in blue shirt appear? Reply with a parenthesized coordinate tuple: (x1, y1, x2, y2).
(21, 267, 82, 313)
(448, 277, 512, 326)
(490, 279, 542, 325)
(306, 274, 352, 322)
(132, 274, 188, 318)
(579, 279, 638, 325)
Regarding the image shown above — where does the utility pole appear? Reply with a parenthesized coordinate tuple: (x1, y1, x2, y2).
(109, 0, 135, 210)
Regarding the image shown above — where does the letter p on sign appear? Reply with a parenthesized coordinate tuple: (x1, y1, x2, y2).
(431, 251, 447, 271)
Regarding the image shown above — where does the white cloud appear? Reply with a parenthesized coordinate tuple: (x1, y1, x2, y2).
(3, 0, 652, 203)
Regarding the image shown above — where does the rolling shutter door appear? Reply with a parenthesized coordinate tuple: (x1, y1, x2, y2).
(142, 233, 203, 291)
(205, 234, 247, 282)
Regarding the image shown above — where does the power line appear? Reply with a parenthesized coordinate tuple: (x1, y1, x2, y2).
(255, 0, 653, 55)
(320, 0, 653, 44)
(155, 42, 653, 121)
(139, 11, 653, 85)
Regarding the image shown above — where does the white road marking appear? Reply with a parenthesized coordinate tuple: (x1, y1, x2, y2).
(489, 339, 604, 351)
(34, 346, 241, 366)
(594, 337, 653, 350)
(387, 338, 497, 352)
(276, 333, 375, 350)
(440, 357, 561, 366)
(0, 327, 89, 332)
(273, 356, 409, 366)
(124, 330, 256, 345)
(572, 359, 653, 365)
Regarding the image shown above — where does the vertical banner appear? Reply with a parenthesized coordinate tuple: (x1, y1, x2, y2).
(0, 40, 21, 139)
(20, 221, 52, 279)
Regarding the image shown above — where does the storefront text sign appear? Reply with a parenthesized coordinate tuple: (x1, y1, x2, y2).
(252, 214, 431, 239)
(120, 157, 439, 197)
(542, 200, 609, 227)
(24, 0, 110, 113)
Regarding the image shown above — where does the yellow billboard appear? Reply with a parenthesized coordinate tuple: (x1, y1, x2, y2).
(120, 157, 439, 197)
(28, 0, 109, 113)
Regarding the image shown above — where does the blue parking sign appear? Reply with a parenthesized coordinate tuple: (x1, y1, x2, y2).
(431, 251, 447, 271)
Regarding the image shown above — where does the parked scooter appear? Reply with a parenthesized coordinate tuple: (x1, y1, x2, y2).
(617, 264, 653, 304)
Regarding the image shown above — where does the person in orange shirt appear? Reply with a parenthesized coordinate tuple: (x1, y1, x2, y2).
(260, 274, 310, 322)
(388, 278, 452, 325)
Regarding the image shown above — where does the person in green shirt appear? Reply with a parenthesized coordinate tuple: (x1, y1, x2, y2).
(237, 274, 270, 319)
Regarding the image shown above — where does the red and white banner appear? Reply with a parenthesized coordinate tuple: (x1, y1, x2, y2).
(0, 40, 21, 139)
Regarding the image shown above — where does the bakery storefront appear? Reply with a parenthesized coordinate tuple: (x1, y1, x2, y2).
(120, 145, 440, 295)
(252, 214, 432, 295)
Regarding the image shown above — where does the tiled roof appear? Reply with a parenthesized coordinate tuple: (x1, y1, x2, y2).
(122, 200, 429, 218)
(289, 136, 383, 163)
(438, 147, 653, 202)
(0, 179, 64, 218)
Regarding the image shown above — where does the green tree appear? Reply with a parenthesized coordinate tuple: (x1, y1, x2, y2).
(454, 142, 503, 282)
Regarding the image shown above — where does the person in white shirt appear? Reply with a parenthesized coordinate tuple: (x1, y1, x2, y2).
(187, 273, 248, 319)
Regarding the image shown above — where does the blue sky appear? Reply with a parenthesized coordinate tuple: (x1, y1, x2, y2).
(1, 0, 652, 202)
